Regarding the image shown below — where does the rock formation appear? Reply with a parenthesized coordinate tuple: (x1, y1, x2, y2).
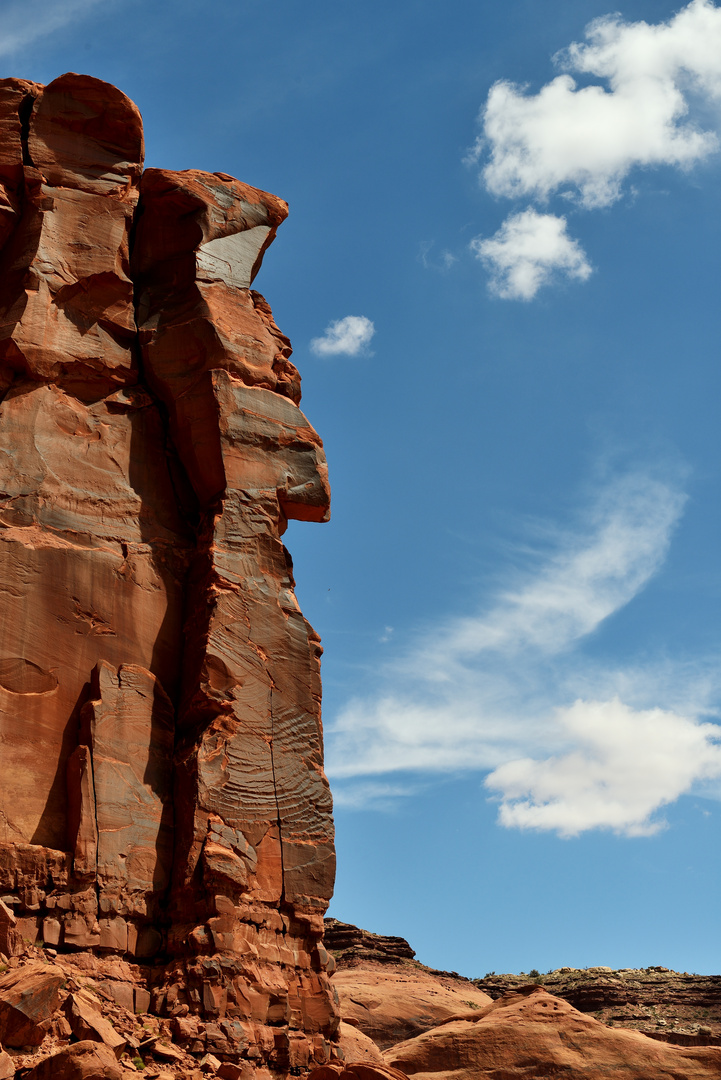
(475, 966, 721, 1044)
(381, 986, 721, 1080)
(5, 72, 721, 1080)
(318, 921, 721, 1080)
(323, 921, 416, 965)
(0, 73, 337, 1076)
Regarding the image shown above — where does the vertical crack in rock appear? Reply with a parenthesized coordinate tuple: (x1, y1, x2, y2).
(268, 683, 287, 904)
(0, 73, 340, 1072)
(16, 87, 37, 167)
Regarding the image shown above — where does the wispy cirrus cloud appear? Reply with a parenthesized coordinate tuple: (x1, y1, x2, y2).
(0, 0, 106, 56)
(326, 467, 721, 837)
(310, 315, 375, 357)
(470, 0, 721, 298)
(418, 241, 458, 273)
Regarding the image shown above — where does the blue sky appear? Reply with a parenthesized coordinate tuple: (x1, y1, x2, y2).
(7, 0, 721, 976)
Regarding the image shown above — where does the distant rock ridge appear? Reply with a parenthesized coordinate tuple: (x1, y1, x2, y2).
(475, 966, 721, 1045)
(315, 920, 721, 1080)
(323, 920, 416, 964)
(0, 72, 338, 1075)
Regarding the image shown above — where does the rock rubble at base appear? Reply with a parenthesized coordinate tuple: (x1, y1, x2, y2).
(0, 73, 338, 1075)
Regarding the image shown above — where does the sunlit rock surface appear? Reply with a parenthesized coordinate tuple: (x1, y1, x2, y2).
(0, 72, 337, 1075)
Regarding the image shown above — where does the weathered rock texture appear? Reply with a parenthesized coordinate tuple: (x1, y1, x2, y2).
(0, 73, 337, 1075)
(324, 920, 492, 1051)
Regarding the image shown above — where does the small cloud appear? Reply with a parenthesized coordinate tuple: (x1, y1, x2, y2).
(379, 626, 394, 643)
(310, 315, 375, 357)
(418, 241, 458, 272)
(470, 209, 592, 300)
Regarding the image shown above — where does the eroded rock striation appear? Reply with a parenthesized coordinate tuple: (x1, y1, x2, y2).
(0, 73, 337, 1075)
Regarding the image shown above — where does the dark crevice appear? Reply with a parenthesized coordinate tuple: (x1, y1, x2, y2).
(17, 90, 36, 167)
(0, 371, 18, 407)
(126, 182, 202, 934)
(128, 183, 233, 927)
(87, 723, 102, 918)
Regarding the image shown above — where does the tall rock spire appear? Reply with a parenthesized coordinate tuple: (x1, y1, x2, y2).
(0, 73, 338, 1074)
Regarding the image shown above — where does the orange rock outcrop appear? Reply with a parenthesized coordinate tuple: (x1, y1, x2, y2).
(382, 986, 721, 1080)
(0, 73, 338, 1075)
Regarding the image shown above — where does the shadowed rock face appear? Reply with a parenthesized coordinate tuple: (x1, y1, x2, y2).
(0, 73, 338, 1074)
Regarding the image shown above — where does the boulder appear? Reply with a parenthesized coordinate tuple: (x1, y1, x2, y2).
(0, 901, 23, 959)
(22, 1041, 123, 1080)
(63, 991, 126, 1057)
(338, 1020, 386, 1064)
(331, 963, 491, 1050)
(0, 963, 64, 1047)
(309, 1066, 407, 1080)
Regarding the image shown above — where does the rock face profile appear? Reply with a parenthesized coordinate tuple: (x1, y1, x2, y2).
(0, 73, 337, 1074)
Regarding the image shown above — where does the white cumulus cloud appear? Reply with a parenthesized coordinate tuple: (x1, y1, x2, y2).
(470, 0, 721, 297)
(470, 209, 592, 300)
(310, 315, 375, 357)
(477, 0, 721, 208)
(325, 467, 721, 837)
(487, 698, 721, 837)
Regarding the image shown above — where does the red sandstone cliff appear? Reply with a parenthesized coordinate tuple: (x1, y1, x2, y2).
(0, 73, 338, 1077)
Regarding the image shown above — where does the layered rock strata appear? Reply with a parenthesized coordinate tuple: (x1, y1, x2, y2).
(323, 921, 416, 965)
(329, 921, 721, 1051)
(0, 73, 337, 1075)
(476, 966, 721, 1043)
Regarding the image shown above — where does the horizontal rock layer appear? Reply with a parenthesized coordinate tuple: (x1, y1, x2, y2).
(474, 966, 721, 1042)
(0, 73, 337, 1075)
